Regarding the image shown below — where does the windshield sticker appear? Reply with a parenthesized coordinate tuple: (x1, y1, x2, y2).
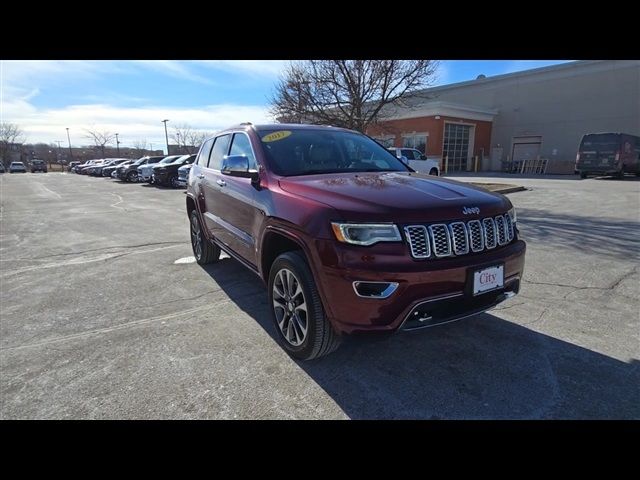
(262, 131, 292, 142)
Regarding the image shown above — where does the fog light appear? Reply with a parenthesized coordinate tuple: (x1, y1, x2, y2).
(352, 281, 398, 299)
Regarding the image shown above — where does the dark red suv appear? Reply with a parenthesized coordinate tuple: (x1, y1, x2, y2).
(186, 124, 526, 360)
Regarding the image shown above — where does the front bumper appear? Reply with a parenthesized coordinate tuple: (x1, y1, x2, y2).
(153, 171, 170, 184)
(312, 238, 526, 334)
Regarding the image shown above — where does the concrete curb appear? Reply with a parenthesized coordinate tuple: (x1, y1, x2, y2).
(492, 186, 528, 194)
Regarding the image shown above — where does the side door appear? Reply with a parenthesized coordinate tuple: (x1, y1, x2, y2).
(401, 148, 424, 172)
(191, 139, 214, 213)
(200, 134, 233, 247)
(215, 132, 260, 266)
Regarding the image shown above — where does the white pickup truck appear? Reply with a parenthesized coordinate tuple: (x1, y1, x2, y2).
(387, 147, 440, 176)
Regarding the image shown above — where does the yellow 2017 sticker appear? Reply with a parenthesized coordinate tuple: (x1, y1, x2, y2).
(262, 130, 292, 142)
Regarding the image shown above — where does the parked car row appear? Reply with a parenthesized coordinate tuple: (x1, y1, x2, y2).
(0, 160, 48, 173)
(69, 154, 196, 188)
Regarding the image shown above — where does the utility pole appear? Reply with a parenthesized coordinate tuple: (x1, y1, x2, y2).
(66, 127, 73, 160)
(161, 119, 170, 155)
(115, 133, 120, 156)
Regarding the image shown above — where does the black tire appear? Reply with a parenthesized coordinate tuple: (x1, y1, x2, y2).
(190, 210, 220, 265)
(429, 168, 438, 176)
(127, 171, 138, 183)
(169, 174, 179, 188)
(580, 172, 587, 179)
(268, 251, 341, 360)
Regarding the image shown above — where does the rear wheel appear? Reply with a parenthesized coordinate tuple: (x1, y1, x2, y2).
(190, 210, 220, 265)
(580, 172, 587, 179)
(169, 174, 179, 188)
(268, 251, 341, 360)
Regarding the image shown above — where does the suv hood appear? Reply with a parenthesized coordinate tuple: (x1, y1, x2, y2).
(278, 172, 511, 223)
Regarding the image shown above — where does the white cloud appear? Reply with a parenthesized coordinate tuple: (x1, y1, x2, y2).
(0, 60, 278, 148)
(3, 99, 273, 147)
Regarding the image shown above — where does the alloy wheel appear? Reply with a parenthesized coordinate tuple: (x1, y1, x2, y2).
(190, 214, 202, 260)
(272, 268, 308, 346)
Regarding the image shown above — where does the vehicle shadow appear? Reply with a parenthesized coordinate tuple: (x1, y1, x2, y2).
(517, 208, 640, 260)
(199, 260, 640, 419)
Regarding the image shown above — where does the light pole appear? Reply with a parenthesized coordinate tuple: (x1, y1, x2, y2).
(149, 142, 153, 155)
(161, 119, 170, 155)
(176, 132, 181, 154)
(115, 133, 120, 156)
(66, 127, 73, 160)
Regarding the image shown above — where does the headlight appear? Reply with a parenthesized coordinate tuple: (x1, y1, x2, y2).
(508, 207, 517, 224)
(331, 223, 401, 246)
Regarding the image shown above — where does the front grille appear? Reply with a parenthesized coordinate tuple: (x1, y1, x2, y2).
(404, 213, 516, 259)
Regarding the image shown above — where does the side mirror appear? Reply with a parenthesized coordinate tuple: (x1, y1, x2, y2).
(221, 154, 259, 181)
(420, 154, 428, 160)
(400, 155, 409, 164)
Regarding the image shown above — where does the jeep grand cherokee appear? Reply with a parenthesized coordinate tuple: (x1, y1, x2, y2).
(186, 124, 526, 360)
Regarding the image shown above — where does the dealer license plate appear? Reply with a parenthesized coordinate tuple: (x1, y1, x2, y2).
(473, 265, 504, 295)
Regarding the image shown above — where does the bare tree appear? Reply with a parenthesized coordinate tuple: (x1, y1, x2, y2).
(0, 122, 27, 167)
(269, 60, 439, 132)
(184, 130, 208, 153)
(84, 128, 115, 158)
(171, 124, 208, 154)
(133, 139, 148, 156)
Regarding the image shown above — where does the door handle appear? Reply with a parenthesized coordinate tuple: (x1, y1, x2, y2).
(197, 174, 205, 179)
(216, 179, 227, 187)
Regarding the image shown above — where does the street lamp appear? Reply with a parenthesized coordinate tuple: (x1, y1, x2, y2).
(161, 119, 170, 155)
(66, 127, 73, 160)
(176, 132, 181, 154)
(115, 133, 120, 156)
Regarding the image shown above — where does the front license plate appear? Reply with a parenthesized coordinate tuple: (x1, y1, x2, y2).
(473, 265, 504, 295)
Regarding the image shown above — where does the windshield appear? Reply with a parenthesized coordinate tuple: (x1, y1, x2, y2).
(159, 156, 179, 164)
(258, 129, 409, 176)
(33, 160, 44, 165)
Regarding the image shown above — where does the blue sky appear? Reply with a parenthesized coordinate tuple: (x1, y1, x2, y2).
(1, 60, 570, 151)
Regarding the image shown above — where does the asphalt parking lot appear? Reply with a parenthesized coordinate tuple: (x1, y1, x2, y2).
(1, 172, 638, 419)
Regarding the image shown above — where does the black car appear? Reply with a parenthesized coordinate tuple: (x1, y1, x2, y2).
(0, 163, 5, 173)
(31, 159, 47, 173)
(116, 156, 165, 182)
(152, 154, 196, 187)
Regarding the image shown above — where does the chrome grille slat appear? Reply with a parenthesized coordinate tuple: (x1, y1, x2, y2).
(467, 220, 484, 252)
(482, 217, 497, 249)
(428, 224, 452, 257)
(403, 226, 430, 258)
(505, 215, 514, 242)
(448, 222, 469, 255)
(495, 215, 508, 246)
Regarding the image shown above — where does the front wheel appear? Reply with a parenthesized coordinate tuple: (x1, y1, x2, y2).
(429, 168, 438, 176)
(127, 171, 139, 183)
(169, 174, 179, 188)
(190, 210, 220, 265)
(268, 251, 341, 360)
(580, 172, 587, 179)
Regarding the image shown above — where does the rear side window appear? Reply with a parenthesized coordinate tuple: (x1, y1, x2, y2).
(149, 158, 162, 164)
(197, 139, 214, 166)
(229, 133, 257, 169)
(208, 134, 231, 170)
